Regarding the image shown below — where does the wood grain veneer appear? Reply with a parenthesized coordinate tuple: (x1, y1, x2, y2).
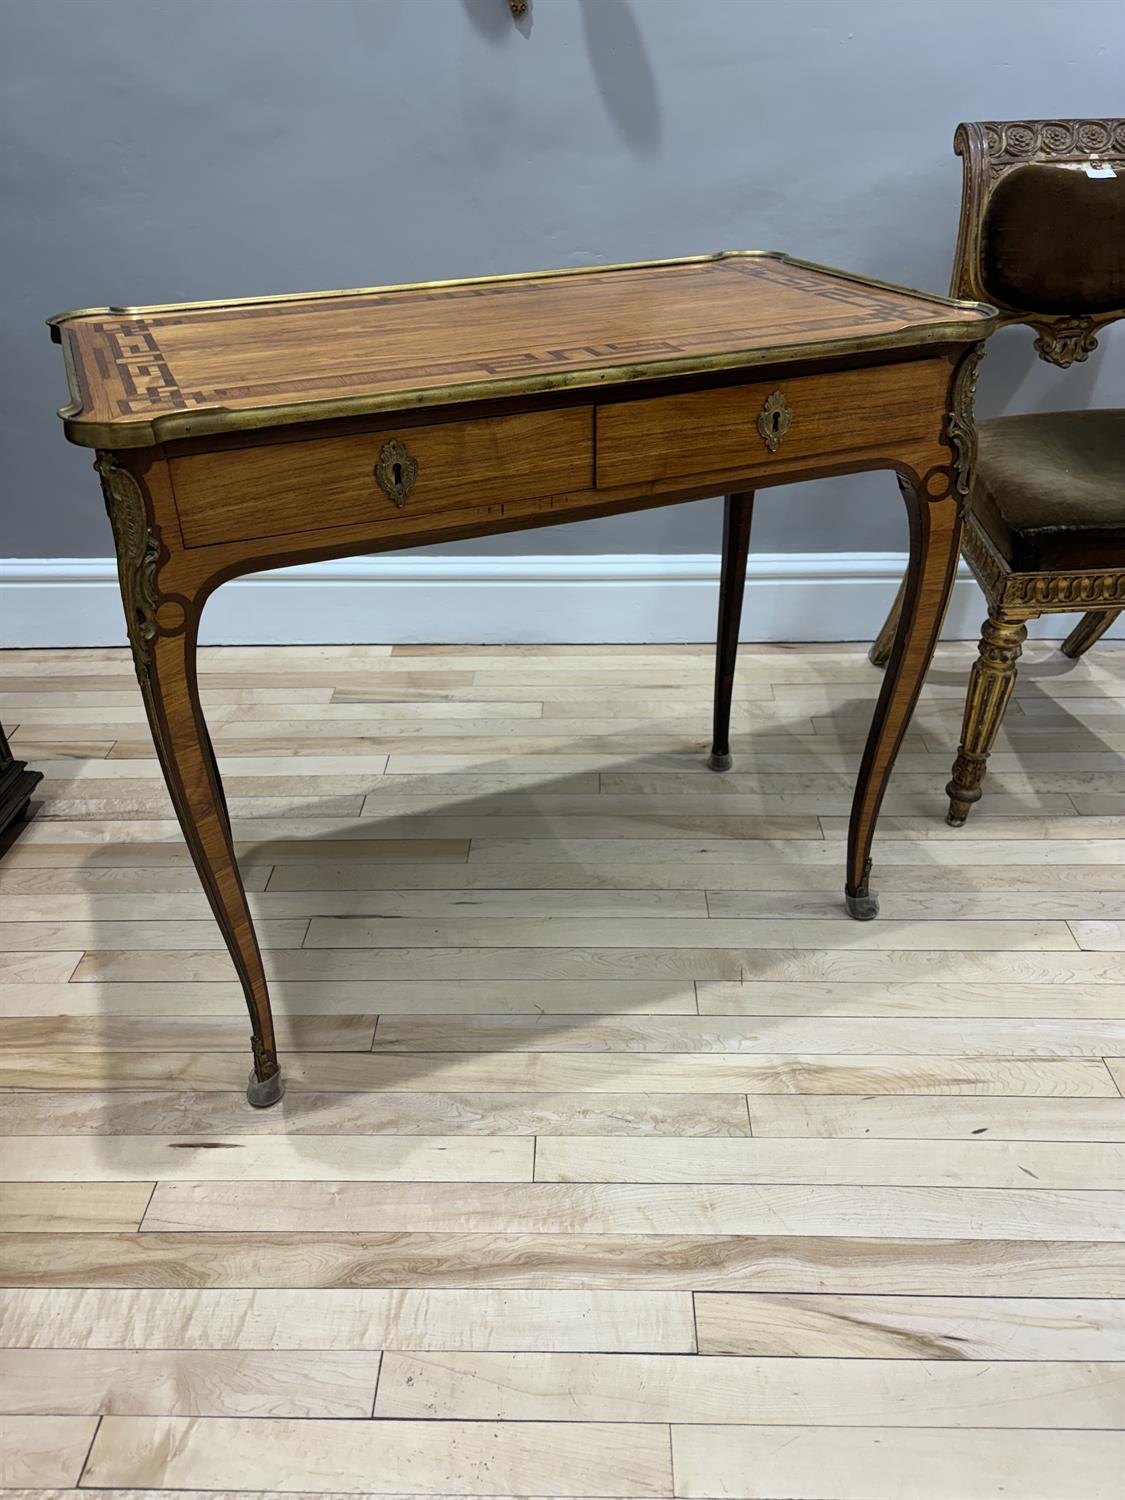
(47, 250, 995, 1101)
(51, 252, 990, 448)
(596, 360, 950, 489)
(172, 407, 591, 548)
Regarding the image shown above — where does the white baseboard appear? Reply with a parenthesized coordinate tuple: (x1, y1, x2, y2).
(2, 553, 1121, 647)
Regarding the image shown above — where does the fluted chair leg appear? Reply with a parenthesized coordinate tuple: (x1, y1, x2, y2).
(868, 577, 906, 667)
(946, 608, 1029, 826)
(1060, 608, 1122, 660)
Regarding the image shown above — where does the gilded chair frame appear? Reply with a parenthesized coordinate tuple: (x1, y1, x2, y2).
(872, 118, 1125, 825)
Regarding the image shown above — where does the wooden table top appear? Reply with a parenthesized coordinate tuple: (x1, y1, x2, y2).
(50, 251, 994, 448)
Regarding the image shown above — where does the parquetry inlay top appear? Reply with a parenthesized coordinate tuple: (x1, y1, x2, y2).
(51, 252, 992, 446)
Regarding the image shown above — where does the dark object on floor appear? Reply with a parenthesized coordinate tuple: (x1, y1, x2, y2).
(0, 721, 41, 841)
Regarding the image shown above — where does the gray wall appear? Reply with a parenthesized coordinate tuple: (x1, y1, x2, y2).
(3, 0, 1122, 560)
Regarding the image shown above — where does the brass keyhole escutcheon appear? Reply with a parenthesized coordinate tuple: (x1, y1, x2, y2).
(375, 439, 418, 507)
(757, 390, 792, 453)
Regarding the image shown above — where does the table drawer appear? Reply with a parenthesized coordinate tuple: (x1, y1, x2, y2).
(595, 359, 948, 489)
(171, 407, 593, 548)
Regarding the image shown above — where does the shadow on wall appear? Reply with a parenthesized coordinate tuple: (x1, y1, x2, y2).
(461, 0, 662, 155)
(579, 0, 662, 157)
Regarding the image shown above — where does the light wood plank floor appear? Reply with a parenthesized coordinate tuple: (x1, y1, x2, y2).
(2, 640, 1124, 1500)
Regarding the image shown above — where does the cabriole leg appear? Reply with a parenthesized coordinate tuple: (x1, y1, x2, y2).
(946, 608, 1028, 827)
(144, 626, 283, 1105)
(98, 450, 282, 1107)
(846, 471, 963, 920)
(710, 492, 755, 771)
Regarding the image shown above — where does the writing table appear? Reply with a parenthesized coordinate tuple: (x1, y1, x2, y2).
(49, 251, 995, 1104)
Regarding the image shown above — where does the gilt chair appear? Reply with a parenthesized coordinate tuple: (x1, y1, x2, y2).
(868, 118, 1125, 824)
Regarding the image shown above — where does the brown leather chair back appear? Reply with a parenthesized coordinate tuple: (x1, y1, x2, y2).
(949, 119, 1125, 367)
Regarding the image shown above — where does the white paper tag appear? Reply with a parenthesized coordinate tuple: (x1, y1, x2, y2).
(1085, 162, 1116, 178)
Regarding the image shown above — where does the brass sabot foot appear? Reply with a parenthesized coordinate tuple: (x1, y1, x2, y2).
(247, 1067, 284, 1109)
(845, 887, 879, 921)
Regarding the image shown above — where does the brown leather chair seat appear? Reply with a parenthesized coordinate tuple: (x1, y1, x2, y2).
(972, 410, 1125, 572)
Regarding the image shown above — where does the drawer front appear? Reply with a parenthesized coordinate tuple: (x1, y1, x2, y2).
(171, 407, 593, 548)
(595, 359, 949, 489)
